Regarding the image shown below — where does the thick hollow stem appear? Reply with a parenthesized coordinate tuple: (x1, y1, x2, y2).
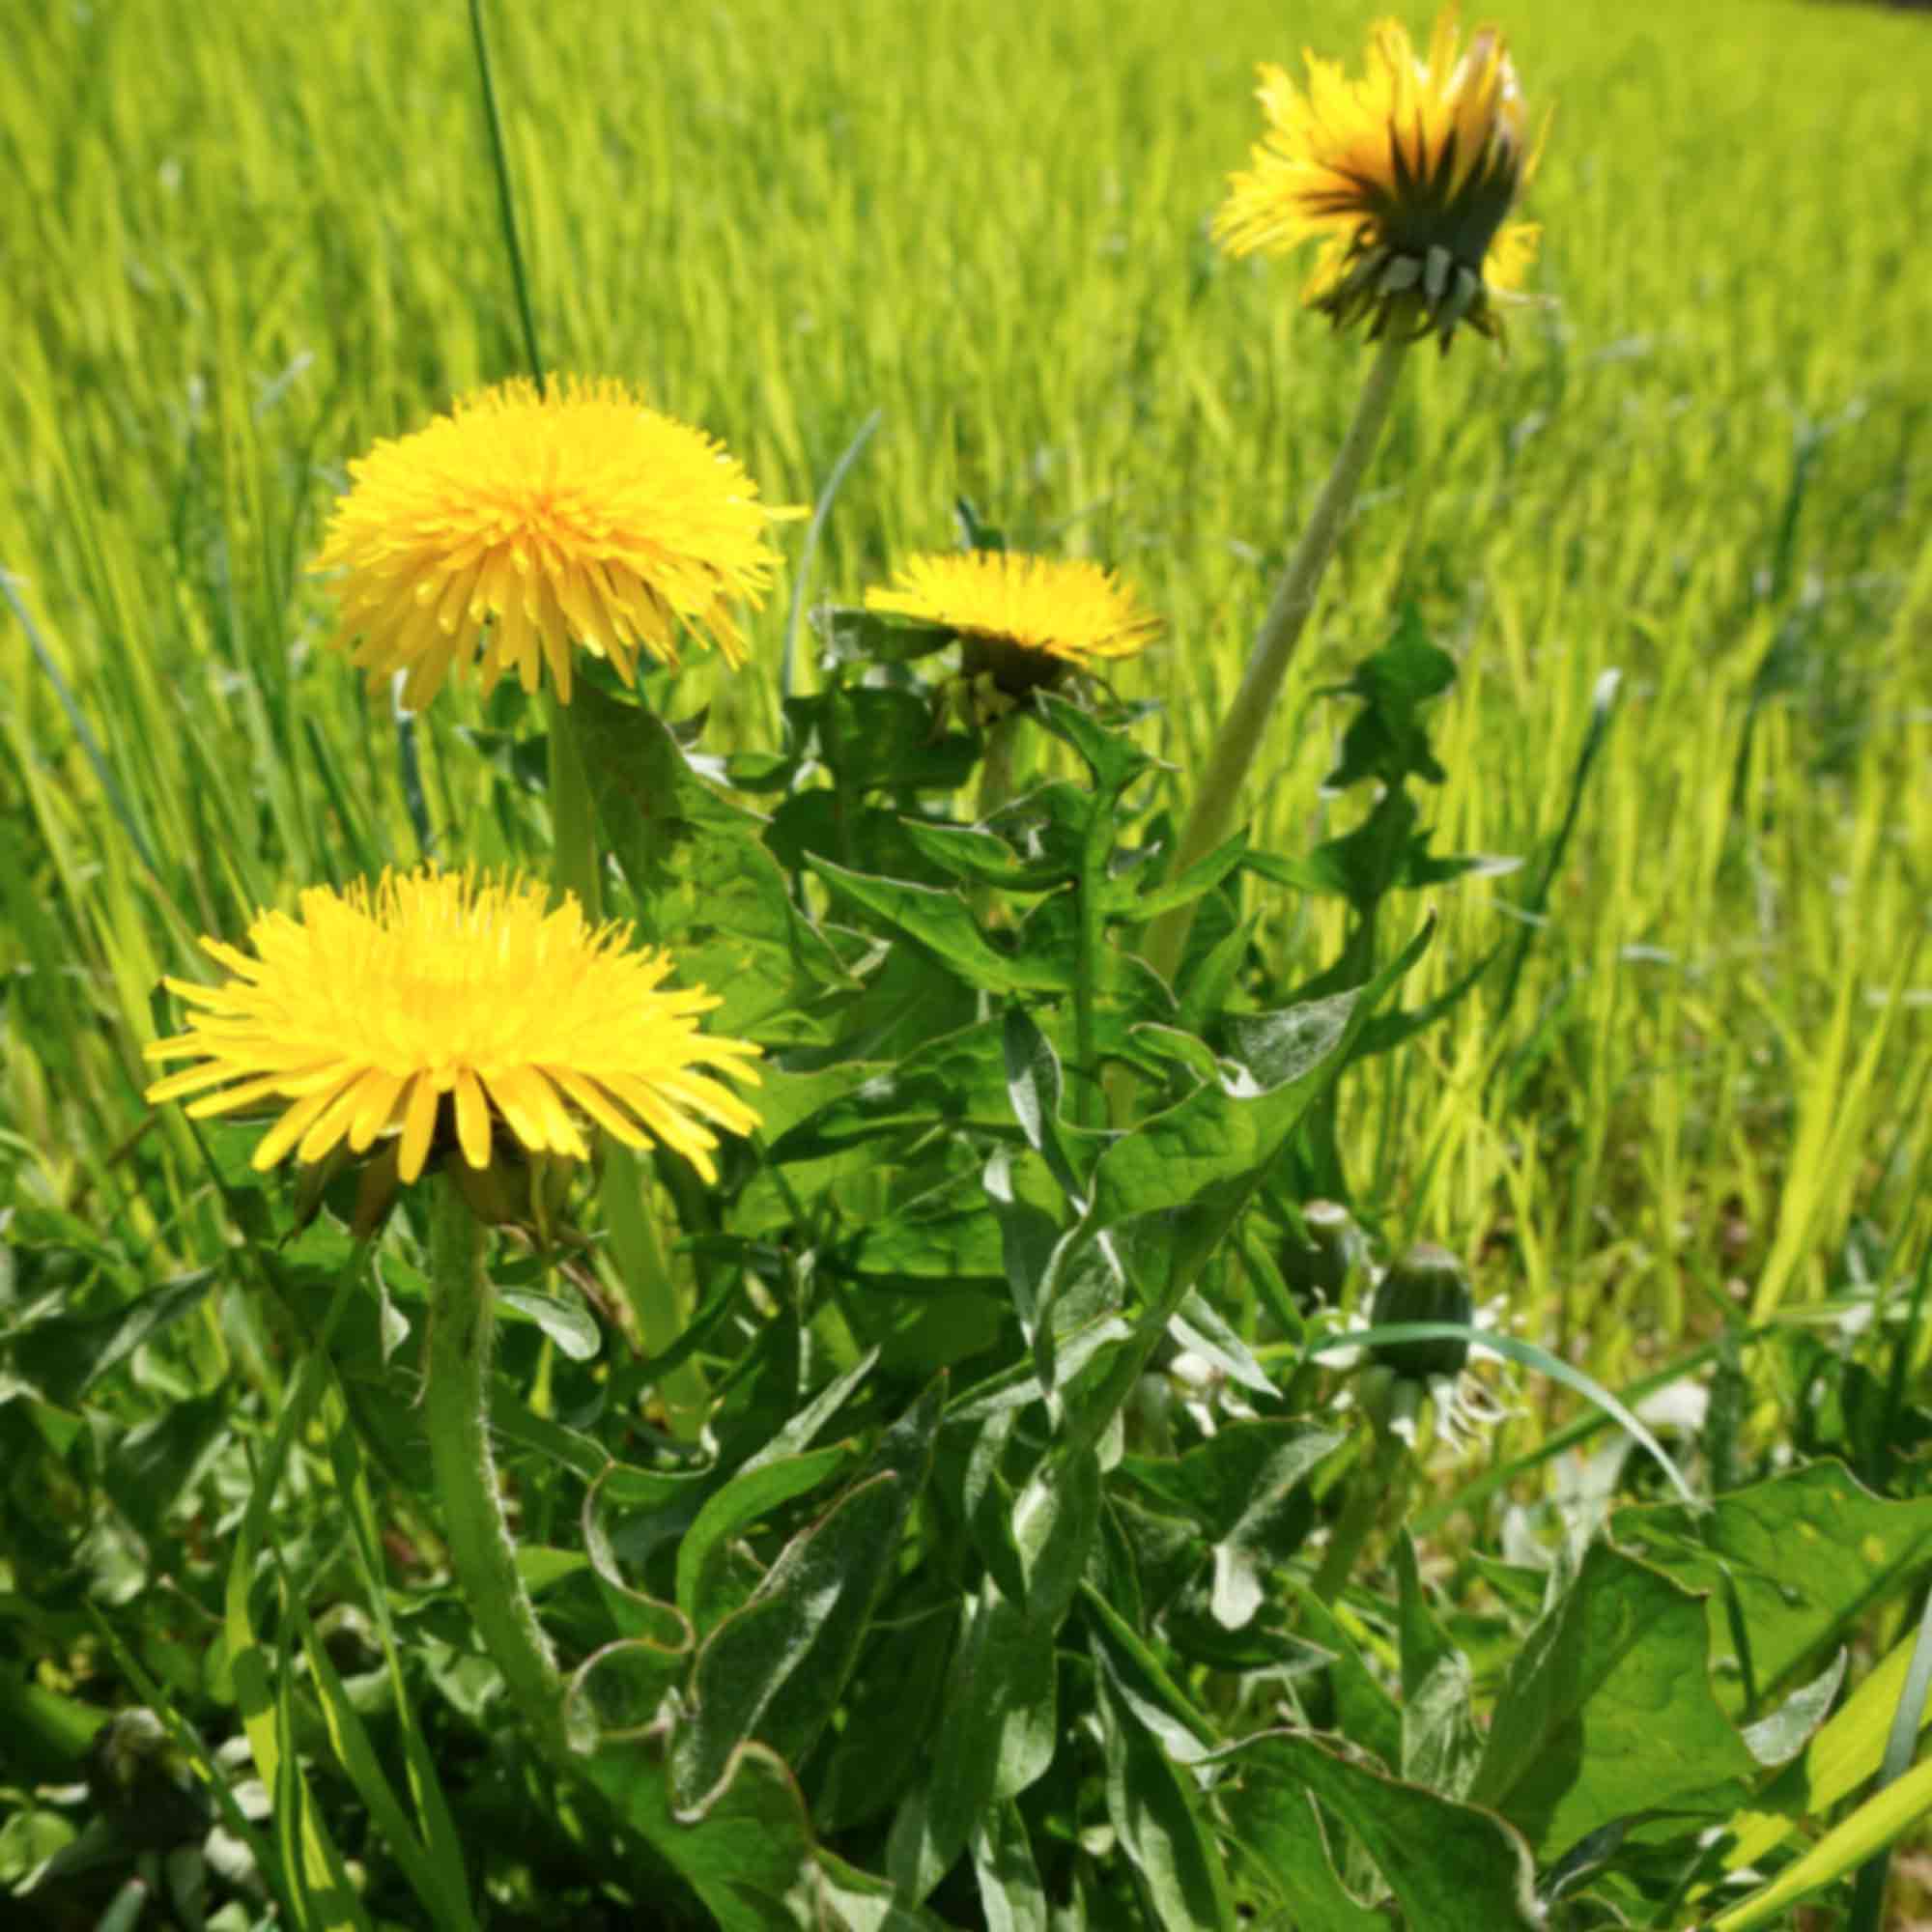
(977, 711, 1021, 825)
(1312, 1421, 1412, 1605)
(1145, 333, 1409, 987)
(544, 690, 603, 923)
(426, 1176, 570, 1764)
(599, 1143, 709, 1439)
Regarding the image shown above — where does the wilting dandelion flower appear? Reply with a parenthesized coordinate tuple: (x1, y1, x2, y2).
(865, 550, 1158, 705)
(144, 868, 761, 1187)
(1215, 6, 1545, 348)
(314, 379, 797, 708)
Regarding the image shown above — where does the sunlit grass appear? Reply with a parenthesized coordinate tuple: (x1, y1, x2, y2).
(3, 0, 1930, 1379)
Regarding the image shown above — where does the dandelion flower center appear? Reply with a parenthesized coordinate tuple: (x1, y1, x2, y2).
(144, 868, 762, 1186)
(313, 378, 800, 708)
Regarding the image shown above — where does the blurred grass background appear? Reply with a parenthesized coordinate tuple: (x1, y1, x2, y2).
(3, 0, 1929, 1380)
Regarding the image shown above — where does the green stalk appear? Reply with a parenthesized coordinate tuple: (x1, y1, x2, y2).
(977, 710, 1021, 824)
(599, 1144, 710, 1439)
(1072, 796, 1108, 1128)
(1144, 332, 1409, 986)
(425, 1175, 569, 1765)
(544, 689, 602, 922)
(1311, 1420, 1412, 1605)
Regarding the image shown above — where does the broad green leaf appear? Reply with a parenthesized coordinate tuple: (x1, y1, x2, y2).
(572, 1724, 820, 1931)
(1613, 1461, 1932, 1698)
(1218, 1768, 1383, 1931)
(1285, 1583, 1403, 1774)
(809, 854, 1072, 995)
(1034, 690, 1154, 797)
(14, 1268, 217, 1406)
(671, 1380, 941, 1806)
(1470, 1542, 1759, 1856)
(1081, 1584, 1219, 1764)
(1218, 1731, 1540, 1931)
(1395, 1532, 1483, 1799)
(1092, 923, 1430, 1240)
(899, 817, 1063, 893)
(1741, 1650, 1848, 1768)
(1167, 1289, 1278, 1400)
(1002, 1005, 1085, 1205)
(1011, 1441, 1100, 1626)
(984, 1145, 1067, 1353)
(973, 1798, 1050, 1932)
(496, 1283, 600, 1362)
(1117, 1423, 1341, 1631)
(814, 1851, 957, 1930)
(921, 1581, 1057, 1884)
(835, 1179, 1009, 1289)
(768, 1023, 1012, 1164)
(675, 1443, 855, 1634)
(571, 682, 839, 1031)
(1118, 831, 1248, 923)
(564, 1636, 691, 1752)
(788, 684, 979, 792)
(1321, 602, 1457, 791)
(815, 605, 957, 668)
(813, 1604, 958, 1834)
(1092, 1636, 1234, 1931)
(674, 1472, 908, 1808)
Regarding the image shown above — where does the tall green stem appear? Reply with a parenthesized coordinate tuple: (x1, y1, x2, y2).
(544, 690, 602, 923)
(599, 1145, 709, 1439)
(425, 1177, 569, 1764)
(1312, 1422, 1411, 1606)
(1145, 333, 1409, 986)
(977, 711, 1021, 824)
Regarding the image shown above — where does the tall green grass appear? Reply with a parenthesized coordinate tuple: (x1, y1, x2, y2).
(4, 0, 1929, 1375)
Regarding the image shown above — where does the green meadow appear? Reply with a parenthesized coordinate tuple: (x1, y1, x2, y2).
(6, 0, 1932, 1925)
(8, 0, 1930, 1350)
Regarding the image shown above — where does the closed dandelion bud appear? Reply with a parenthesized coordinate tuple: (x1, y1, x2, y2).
(1281, 1199, 1365, 1305)
(1370, 1243, 1474, 1381)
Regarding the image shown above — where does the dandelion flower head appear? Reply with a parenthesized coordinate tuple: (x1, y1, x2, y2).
(865, 551, 1159, 701)
(1214, 5, 1546, 349)
(314, 378, 798, 708)
(145, 868, 762, 1186)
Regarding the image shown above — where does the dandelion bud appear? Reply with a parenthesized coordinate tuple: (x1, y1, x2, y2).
(1369, 1243, 1475, 1381)
(1281, 1198, 1366, 1305)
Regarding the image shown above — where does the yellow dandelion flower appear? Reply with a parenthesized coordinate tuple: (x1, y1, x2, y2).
(865, 551, 1159, 703)
(1214, 6, 1547, 349)
(313, 378, 800, 708)
(144, 868, 762, 1187)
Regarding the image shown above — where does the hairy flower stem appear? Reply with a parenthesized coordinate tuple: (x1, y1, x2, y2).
(545, 689, 710, 1437)
(972, 712, 1022, 931)
(426, 1176, 570, 1765)
(1312, 1422, 1412, 1605)
(544, 692, 603, 923)
(1145, 332, 1409, 987)
(599, 1144, 709, 1438)
(977, 711, 1021, 825)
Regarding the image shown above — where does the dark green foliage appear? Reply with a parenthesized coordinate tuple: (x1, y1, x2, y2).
(6, 604, 1916, 1932)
